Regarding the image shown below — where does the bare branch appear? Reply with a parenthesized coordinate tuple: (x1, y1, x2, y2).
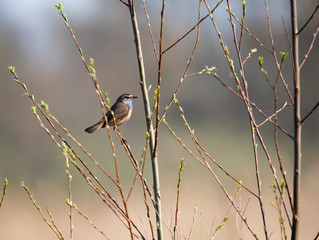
(301, 101, 319, 126)
(299, 23, 319, 69)
(162, 0, 223, 54)
(0, 178, 8, 209)
(297, 4, 319, 35)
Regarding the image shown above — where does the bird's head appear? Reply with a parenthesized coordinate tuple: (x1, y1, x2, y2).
(117, 94, 138, 107)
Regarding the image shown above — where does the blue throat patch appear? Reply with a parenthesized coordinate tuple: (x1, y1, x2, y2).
(126, 98, 133, 108)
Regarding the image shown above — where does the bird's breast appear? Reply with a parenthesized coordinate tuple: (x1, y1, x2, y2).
(117, 107, 133, 125)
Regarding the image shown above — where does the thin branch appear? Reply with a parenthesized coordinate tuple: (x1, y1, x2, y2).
(256, 102, 289, 128)
(142, 0, 159, 62)
(66, 200, 111, 239)
(297, 4, 319, 35)
(119, 0, 129, 7)
(0, 178, 8, 209)
(65, 155, 73, 240)
(21, 182, 64, 240)
(230, 11, 273, 54)
(124, 133, 154, 206)
(187, 203, 199, 240)
(211, 190, 241, 239)
(282, 16, 294, 70)
(158, 1, 202, 127)
(162, 0, 223, 54)
(301, 101, 319, 126)
(173, 159, 185, 239)
(46, 207, 64, 240)
(263, 0, 293, 104)
(273, 76, 294, 217)
(109, 129, 135, 240)
(152, 0, 166, 168)
(138, 134, 156, 240)
(238, 0, 246, 52)
(299, 23, 319, 69)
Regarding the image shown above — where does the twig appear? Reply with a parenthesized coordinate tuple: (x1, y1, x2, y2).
(0, 178, 8, 209)
(118, 0, 129, 7)
(211, 217, 228, 240)
(64, 150, 73, 240)
(212, 187, 241, 239)
(238, 0, 246, 52)
(242, 48, 257, 65)
(299, 23, 319, 69)
(109, 130, 135, 240)
(66, 200, 111, 239)
(123, 138, 155, 211)
(297, 4, 319, 35)
(162, 0, 223, 54)
(158, 0, 202, 127)
(253, 127, 269, 240)
(152, 0, 166, 173)
(125, 133, 154, 206)
(230, 11, 272, 54)
(173, 159, 185, 239)
(273, 83, 294, 219)
(256, 102, 289, 128)
(301, 101, 319, 125)
(263, 0, 293, 104)
(187, 203, 199, 240)
(46, 207, 64, 239)
(139, 139, 156, 240)
(21, 182, 64, 240)
(142, 0, 159, 62)
(282, 16, 294, 71)
(271, 182, 288, 240)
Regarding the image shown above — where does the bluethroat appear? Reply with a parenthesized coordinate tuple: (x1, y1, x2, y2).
(84, 93, 138, 133)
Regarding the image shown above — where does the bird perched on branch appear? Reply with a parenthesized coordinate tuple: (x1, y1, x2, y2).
(84, 93, 138, 133)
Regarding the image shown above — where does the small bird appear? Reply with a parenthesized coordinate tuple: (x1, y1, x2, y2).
(84, 94, 138, 133)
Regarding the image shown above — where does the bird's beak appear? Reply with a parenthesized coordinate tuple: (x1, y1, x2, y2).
(132, 96, 138, 99)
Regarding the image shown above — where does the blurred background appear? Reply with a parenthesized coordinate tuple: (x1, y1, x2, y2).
(0, 0, 318, 239)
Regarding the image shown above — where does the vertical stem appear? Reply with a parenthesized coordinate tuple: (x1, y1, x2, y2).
(66, 157, 73, 240)
(127, 2, 163, 239)
(251, 124, 269, 240)
(291, 0, 301, 239)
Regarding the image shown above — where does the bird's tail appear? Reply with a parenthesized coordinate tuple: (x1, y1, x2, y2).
(84, 120, 104, 134)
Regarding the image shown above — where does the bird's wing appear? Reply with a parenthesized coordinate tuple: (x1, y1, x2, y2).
(107, 102, 130, 126)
